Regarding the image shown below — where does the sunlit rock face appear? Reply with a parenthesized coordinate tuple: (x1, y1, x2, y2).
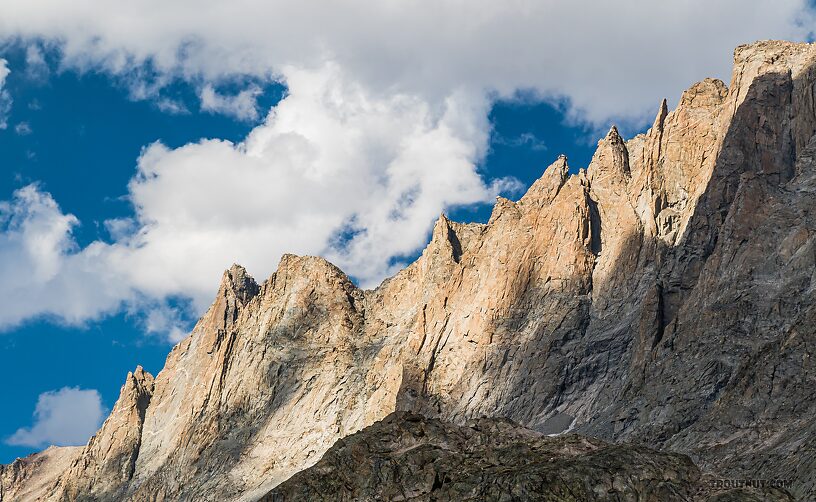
(3, 40, 816, 501)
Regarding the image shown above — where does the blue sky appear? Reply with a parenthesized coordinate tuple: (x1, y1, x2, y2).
(0, 45, 281, 462)
(0, 44, 601, 464)
(0, 0, 813, 466)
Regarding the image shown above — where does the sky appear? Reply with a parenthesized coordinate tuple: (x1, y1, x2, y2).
(0, 0, 814, 464)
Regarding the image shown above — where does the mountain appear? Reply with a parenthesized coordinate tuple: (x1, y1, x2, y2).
(2, 39, 816, 501)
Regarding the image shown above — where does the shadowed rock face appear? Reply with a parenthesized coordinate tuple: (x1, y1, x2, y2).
(262, 412, 703, 502)
(261, 412, 791, 502)
(3, 40, 816, 501)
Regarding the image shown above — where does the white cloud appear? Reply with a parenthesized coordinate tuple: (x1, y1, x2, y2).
(0, 1, 813, 337)
(0, 59, 11, 129)
(0, 66, 519, 335)
(0, 185, 136, 327)
(199, 83, 261, 121)
(6, 387, 106, 448)
(135, 303, 189, 343)
(0, 1, 812, 124)
(141, 304, 190, 343)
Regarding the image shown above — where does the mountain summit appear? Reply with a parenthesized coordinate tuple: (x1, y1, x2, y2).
(3, 40, 816, 501)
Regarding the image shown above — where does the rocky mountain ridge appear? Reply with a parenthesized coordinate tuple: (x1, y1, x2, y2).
(2, 39, 816, 501)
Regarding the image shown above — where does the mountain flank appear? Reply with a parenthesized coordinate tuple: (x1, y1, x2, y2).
(3, 40, 816, 501)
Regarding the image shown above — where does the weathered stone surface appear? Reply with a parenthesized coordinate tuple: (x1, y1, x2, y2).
(3, 40, 816, 501)
(262, 412, 703, 501)
(0, 447, 79, 502)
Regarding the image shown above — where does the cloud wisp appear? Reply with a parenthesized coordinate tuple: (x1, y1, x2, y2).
(0, 59, 12, 129)
(199, 83, 262, 121)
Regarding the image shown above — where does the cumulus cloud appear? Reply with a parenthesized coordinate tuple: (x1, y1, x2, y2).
(0, 1, 813, 124)
(0, 59, 11, 129)
(0, 185, 134, 327)
(6, 387, 106, 447)
(0, 65, 519, 334)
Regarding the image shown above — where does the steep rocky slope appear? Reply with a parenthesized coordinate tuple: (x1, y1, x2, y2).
(263, 412, 703, 501)
(262, 412, 790, 502)
(2, 39, 816, 501)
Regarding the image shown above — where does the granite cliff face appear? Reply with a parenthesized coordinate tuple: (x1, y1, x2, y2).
(3, 40, 816, 501)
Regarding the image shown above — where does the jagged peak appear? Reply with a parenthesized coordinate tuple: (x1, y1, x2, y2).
(194, 264, 262, 336)
(423, 213, 465, 264)
(678, 78, 727, 109)
(415, 213, 489, 273)
(588, 124, 630, 183)
(425, 213, 450, 248)
(112, 366, 154, 414)
(128, 365, 154, 387)
(488, 196, 520, 224)
(430, 212, 451, 240)
(273, 253, 356, 290)
(277, 253, 343, 274)
(652, 99, 668, 133)
(50, 366, 155, 499)
(218, 263, 260, 306)
(519, 155, 570, 208)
